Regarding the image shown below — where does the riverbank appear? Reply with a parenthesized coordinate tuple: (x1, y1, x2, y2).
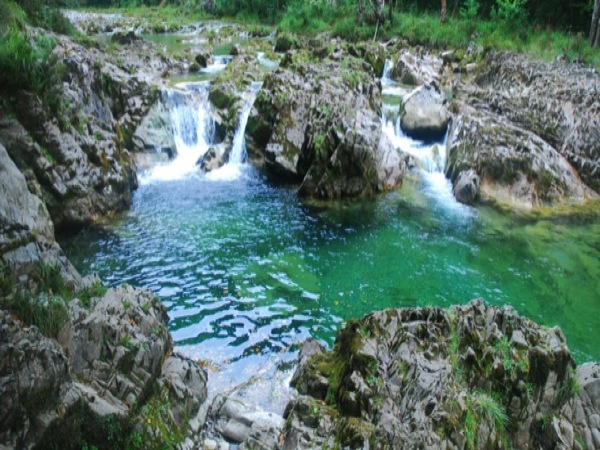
(75, 4, 600, 71)
(1, 6, 599, 449)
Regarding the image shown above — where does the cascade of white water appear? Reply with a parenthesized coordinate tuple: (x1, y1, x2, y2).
(381, 105, 446, 173)
(141, 81, 214, 184)
(382, 59, 393, 83)
(379, 66, 461, 207)
(229, 82, 262, 164)
(206, 82, 262, 181)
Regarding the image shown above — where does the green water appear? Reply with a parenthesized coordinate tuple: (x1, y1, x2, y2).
(61, 166, 600, 405)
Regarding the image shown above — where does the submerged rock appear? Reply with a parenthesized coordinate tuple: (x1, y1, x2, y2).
(283, 300, 600, 450)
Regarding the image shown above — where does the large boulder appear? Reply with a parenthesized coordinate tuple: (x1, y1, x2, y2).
(445, 107, 596, 209)
(400, 82, 451, 141)
(0, 142, 82, 290)
(282, 300, 600, 450)
(247, 50, 404, 198)
(0, 282, 209, 449)
(465, 52, 600, 194)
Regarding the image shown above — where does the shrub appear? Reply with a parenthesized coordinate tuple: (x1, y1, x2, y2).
(460, 0, 480, 20)
(491, 0, 528, 29)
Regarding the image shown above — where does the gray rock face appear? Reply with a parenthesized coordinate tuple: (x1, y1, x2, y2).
(446, 107, 595, 209)
(0, 309, 70, 448)
(283, 300, 600, 450)
(472, 52, 600, 194)
(247, 50, 404, 198)
(207, 394, 285, 449)
(446, 51, 600, 206)
(0, 143, 53, 242)
(400, 82, 451, 141)
(0, 283, 209, 449)
(0, 142, 82, 290)
(132, 97, 175, 153)
(0, 31, 172, 230)
(390, 49, 442, 86)
(198, 145, 228, 172)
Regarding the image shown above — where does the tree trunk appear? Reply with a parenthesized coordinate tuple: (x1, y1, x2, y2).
(591, 0, 600, 47)
(441, 0, 447, 23)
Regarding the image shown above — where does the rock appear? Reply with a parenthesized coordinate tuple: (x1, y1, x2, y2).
(274, 33, 298, 53)
(230, 43, 243, 56)
(247, 49, 404, 198)
(209, 394, 285, 448)
(111, 30, 139, 45)
(445, 108, 595, 208)
(209, 55, 262, 146)
(0, 282, 210, 449)
(390, 49, 442, 86)
(453, 169, 480, 204)
(195, 51, 213, 68)
(132, 96, 175, 153)
(198, 145, 228, 172)
(0, 143, 53, 241)
(464, 52, 600, 194)
(0, 310, 70, 448)
(400, 82, 451, 141)
(0, 29, 172, 230)
(283, 300, 598, 450)
(441, 50, 457, 64)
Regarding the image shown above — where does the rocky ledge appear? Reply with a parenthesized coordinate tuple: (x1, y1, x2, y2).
(283, 300, 600, 450)
(1, 140, 207, 449)
(446, 51, 599, 209)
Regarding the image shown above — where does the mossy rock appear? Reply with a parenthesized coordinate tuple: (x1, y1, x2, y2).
(274, 33, 299, 53)
(209, 84, 236, 110)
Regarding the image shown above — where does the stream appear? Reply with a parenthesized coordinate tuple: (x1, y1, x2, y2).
(60, 45, 600, 414)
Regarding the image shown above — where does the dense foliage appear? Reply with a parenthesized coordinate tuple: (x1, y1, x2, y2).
(78, 0, 593, 34)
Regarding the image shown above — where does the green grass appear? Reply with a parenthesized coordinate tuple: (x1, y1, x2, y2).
(277, 5, 600, 70)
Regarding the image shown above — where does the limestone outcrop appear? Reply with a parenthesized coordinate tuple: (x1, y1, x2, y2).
(0, 139, 208, 449)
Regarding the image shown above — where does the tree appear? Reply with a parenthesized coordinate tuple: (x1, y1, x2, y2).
(441, 0, 447, 22)
(591, 0, 600, 47)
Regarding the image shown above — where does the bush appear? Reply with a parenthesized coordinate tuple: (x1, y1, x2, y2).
(460, 0, 480, 20)
(491, 0, 528, 28)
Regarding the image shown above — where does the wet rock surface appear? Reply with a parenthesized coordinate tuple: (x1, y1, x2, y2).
(283, 300, 600, 450)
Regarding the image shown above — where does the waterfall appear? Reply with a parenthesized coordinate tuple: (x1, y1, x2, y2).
(206, 82, 262, 181)
(380, 68, 461, 207)
(381, 105, 446, 173)
(141, 81, 214, 184)
(229, 82, 262, 164)
(382, 59, 393, 83)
